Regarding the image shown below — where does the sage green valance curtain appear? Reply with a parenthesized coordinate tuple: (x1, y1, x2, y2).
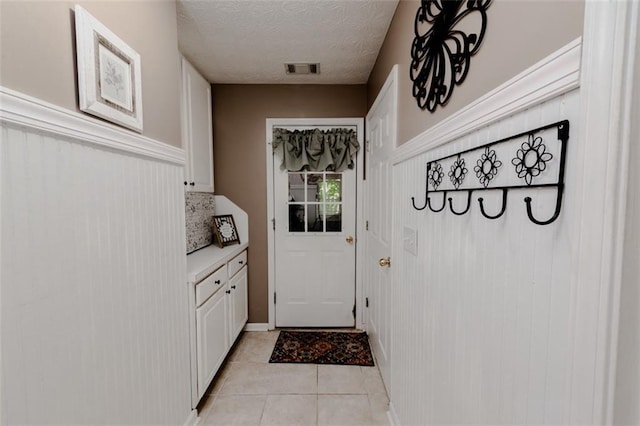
(272, 128, 360, 172)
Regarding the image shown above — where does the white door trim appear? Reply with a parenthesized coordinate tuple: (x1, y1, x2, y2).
(572, 1, 638, 423)
(266, 118, 365, 330)
(368, 65, 399, 150)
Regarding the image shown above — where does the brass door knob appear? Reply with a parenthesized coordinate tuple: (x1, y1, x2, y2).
(346, 236, 354, 244)
(379, 257, 391, 267)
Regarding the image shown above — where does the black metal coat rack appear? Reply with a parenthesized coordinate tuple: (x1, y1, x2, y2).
(411, 120, 570, 225)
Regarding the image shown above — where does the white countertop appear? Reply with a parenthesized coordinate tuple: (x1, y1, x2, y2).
(186, 242, 248, 284)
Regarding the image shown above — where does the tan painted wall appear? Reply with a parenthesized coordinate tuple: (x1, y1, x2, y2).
(211, 84, 367, 323)
(367, 0, 585, 145)
(0, 1, 182, 147)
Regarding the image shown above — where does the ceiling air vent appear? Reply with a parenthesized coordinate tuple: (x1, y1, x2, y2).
(285, 63, 320, 75)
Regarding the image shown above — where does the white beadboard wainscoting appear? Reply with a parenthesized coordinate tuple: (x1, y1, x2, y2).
(0, 88, 194, 424)
(390, 89, 581, 425)
(383, 11, 639, 421)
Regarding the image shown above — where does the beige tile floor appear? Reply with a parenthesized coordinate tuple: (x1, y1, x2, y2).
(197, 331, 390, 426)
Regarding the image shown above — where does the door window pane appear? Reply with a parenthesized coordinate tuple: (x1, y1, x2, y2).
(307, 174, 323, 202)
(322, 174, 342, 202)
(323, 204, 342, 232)
(288, 203, 305, 232)
(288, 173, 305, 202)
(307, 203, 324, 232)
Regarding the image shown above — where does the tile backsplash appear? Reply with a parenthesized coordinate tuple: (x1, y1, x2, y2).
(185, 192, 215, 253)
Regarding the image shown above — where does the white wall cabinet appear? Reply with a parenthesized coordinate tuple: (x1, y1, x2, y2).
(181, 57, 214, 192)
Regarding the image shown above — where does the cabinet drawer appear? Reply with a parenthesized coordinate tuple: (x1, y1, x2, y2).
(196, 264, 227, 307)
(228, 250, 247, 277)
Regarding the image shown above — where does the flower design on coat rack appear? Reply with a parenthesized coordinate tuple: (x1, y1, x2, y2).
(511, 134, 553, 185)
(474, 146, 502, 188)
(410, 120, 570, 226)
(409, 0, 492, 112)
(428, 161, 444, 189)
(448, 156, 468, 189)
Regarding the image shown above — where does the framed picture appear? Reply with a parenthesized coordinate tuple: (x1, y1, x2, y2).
(74, 5, 143, 132)
(212, 215, 241, 248)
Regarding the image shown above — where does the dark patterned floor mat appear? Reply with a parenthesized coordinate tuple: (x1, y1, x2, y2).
(269, 330, 375, 366)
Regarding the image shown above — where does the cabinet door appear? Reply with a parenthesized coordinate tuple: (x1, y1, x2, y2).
(181, 58, 214, 192)
(196, 286, 229, 398)
(229, 265, 248, 343)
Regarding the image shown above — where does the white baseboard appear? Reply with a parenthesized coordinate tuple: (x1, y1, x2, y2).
(388, 401, 400, 426)
(244, 323, 270, 332)
(183, 409, 199, 426)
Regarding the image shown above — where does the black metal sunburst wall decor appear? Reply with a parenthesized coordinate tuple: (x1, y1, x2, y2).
(410, 0, 492, 112)
(411, 120, 570, 226)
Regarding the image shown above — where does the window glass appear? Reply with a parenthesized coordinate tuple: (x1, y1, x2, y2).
(307, 174, 323, 202)
(288, 173, 305, 202)
(322, 174, 342, 202)
(288, 203, 305, 232)
(306, 203, 324, 232)
(287, 171, 343, 234)
(323, 204, 342, 232)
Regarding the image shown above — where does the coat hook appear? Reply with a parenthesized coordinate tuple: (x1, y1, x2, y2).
(524, 185, 564, 225)
(411, 195, 428, 211)
(411, 165, 430, 210)
(448, 190, 473, 215)
(478, 189, 508, 220)
(410, 121, 568, 224)
(427, 191, 447, 212)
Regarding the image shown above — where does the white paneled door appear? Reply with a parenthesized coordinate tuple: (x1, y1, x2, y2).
(273, 132, 357, 327)
(365, 66, 397, 391)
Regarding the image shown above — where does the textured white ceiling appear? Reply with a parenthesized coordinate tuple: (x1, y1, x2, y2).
(176, 0, 399, 84)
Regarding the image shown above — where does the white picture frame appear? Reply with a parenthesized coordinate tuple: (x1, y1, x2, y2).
(74, 5, 143, 132)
